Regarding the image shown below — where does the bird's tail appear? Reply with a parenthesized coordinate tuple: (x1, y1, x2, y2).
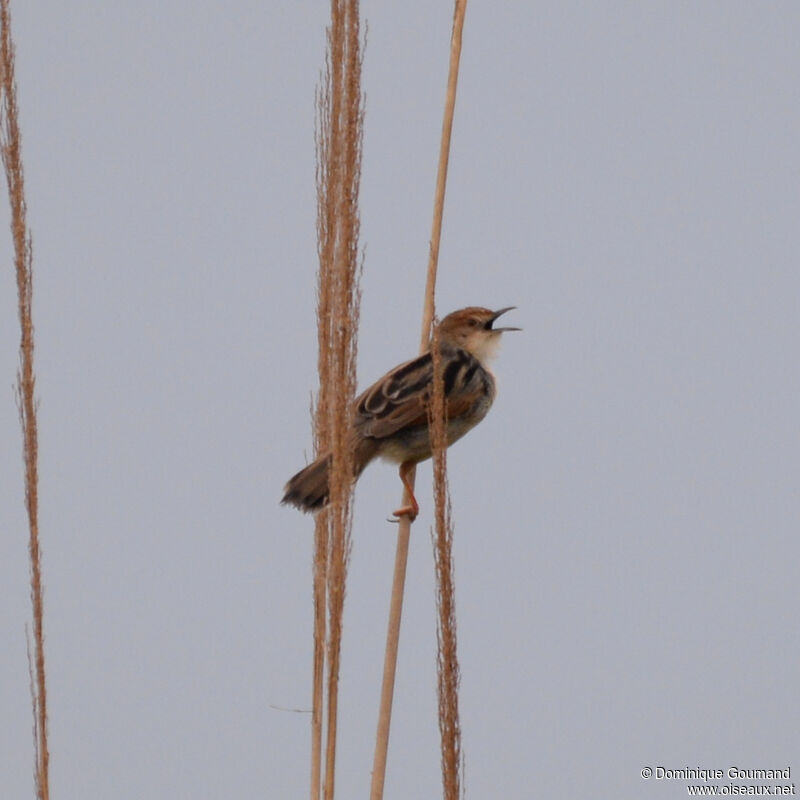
(281, 440, 377, 513)
(282, 453, 332, 513)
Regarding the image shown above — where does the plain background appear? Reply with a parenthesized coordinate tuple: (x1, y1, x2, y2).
(1, 3, 798, 798)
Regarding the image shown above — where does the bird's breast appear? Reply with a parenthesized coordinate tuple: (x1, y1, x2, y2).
(377, 364, 496, 464)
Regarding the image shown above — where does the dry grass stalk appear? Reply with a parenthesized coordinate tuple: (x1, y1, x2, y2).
(0, 3, 49, 799)
(420, 0, 468, 338)
(370, 2, 468, 798)
(429, 319, 462, 800)
(311, 2, 364, 798)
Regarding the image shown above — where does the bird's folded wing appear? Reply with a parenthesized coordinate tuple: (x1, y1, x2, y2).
(355, 349, 482, 439)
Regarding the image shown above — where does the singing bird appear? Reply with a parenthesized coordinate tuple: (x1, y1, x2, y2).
(281, 306, 519, 519)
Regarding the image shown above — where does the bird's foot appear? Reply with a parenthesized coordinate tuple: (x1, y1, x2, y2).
(391, 500, 419, 522)
(391, 461, 419, 522)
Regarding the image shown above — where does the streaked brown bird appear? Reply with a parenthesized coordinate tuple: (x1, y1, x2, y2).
(281, 306, 519, 520)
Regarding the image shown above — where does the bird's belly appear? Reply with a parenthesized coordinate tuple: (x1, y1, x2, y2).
(378, 395, 493, 465)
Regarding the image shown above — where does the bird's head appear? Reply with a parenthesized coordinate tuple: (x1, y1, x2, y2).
(437, 306, 520, 362)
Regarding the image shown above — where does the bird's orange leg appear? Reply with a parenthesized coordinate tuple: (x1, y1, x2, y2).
(392, 461, 419, 521)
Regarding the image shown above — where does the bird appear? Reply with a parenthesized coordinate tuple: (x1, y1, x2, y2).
(281, 306, 519, 520)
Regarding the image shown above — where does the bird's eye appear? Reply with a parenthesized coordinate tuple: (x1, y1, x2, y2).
(468, 318, 478, 327)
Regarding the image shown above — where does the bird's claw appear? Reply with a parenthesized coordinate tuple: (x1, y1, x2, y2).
(391, 504, 418, 523)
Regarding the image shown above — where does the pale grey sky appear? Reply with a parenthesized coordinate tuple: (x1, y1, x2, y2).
(2, 3, 798, 798)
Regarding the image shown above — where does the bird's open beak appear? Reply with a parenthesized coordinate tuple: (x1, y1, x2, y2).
(489, 306, 521, 332)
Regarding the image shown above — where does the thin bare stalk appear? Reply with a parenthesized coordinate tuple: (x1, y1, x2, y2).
(0, 3, 49, 799)
(370, 2, 468, 798)
(312, 2, 364, 799)
(419, 0, 468, 342)
(369, 514, 411, 800)
(310, 522, 326, 800)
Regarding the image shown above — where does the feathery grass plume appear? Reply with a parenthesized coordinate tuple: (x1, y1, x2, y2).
(311, 1, 364, 798)
(370, 2, 468, 798)
(429, 317, 463, 800)
(0, 3, 49, 799)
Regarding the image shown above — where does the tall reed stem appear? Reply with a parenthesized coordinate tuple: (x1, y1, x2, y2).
(0, 3, 49, 799)
(311, 2, 364, 798)
(429, 320, 462, 798)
